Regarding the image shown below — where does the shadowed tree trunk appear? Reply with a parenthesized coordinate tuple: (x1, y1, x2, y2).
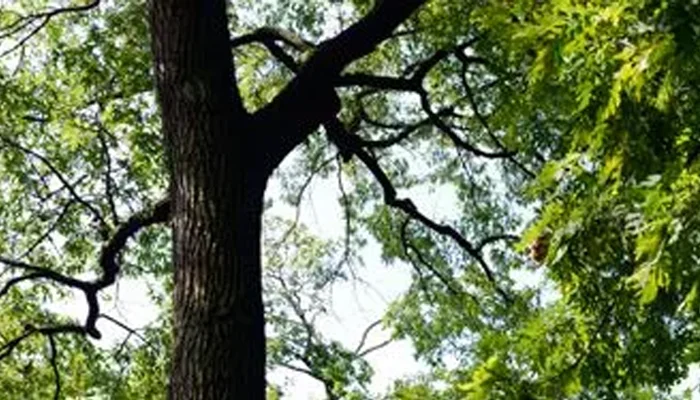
(149, 0, 427, 397)
(151, 1, 269, 398)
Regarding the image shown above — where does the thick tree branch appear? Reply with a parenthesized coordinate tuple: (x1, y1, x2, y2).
(231, 27, 315, 52)
(0, 199, 170, 340)
(0, 257, 91, 293)
(0, 272, 46, 298)
(336, 73, 419, 91)
(96, 198, 170, 289)
(253, 0, 427, 170)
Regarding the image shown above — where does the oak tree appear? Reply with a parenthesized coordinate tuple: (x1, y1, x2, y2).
(3, 0, 700, 399)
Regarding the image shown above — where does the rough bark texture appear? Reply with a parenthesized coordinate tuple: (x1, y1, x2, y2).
(148, 0, 427, 398)
(151, 0, 266, 398)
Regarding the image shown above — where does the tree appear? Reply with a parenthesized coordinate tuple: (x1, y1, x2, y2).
(2, 0, 700, 399)
(387, 1, 700, 398)
(0, 0, 480, 398)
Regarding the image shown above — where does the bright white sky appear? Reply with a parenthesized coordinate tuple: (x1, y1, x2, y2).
(263, 155, 430, 399)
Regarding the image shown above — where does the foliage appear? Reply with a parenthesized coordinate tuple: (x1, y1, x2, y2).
(1, 0, 700, 399)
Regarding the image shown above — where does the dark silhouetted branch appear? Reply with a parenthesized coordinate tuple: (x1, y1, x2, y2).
(0, 135, 110, 239)
(357, 338, 392, 357)
(419, 92, 515, 159)
(19, 200, 76, 259)
(231, 27, 315, 52)
(0, 0, 100, 57)
(94, 120, 120, 225)
(354, 319, 382, 354)
(47, 334, 61, 400)
(255, 0, 428, 170)
(0, 324, 86, 361)
(0, 198, 170, 341)
(475, 234, 520, 253)
(323, 119, 511, 301)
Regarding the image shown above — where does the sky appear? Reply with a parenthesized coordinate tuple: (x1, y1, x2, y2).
(51, 143, 700, 399)
(264, 155, 428, 399)
(54, 148, 430, 399)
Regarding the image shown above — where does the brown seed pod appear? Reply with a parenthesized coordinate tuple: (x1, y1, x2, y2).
(528, 233, 550, 264)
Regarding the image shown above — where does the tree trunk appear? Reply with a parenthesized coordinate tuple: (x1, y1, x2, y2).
(150, 0, 267, 398)
(148, 0, 427, 397)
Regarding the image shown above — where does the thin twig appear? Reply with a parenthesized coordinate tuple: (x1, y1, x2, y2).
(354, 319, 382, 354)
(0, 0, 100, 58)
(47, 334, 61, 400)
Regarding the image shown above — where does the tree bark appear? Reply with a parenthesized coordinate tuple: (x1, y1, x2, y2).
(148, 0, 427, 397)
(151, 0, 267, 398)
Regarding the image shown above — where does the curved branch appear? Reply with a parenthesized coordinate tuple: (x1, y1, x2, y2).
(86, 198, 171, 334)
(278, 361, 325, 382)
(233, 30, 302, 73)
(0, 198, 170, 340)
(0, 0, 100, 58)
(231, 27, 315, 52)
(357, 338, 392, 357)
(334, 42, 477, 91)
(475, 234, 520, 253)
(354, 319, 382, 354)
(0, 272, 46, 298)
(356, 108, 454, 149)
(456, 54, 536, 177)
(0, 324, 86, 361)
(254, 0, 428, 169)
(324, 120, 510, 301)
(333, 39, 515, 160)
(96, 198, 170, 289)
(419, 92, 515, 159)
(0, 257, 90, 293)
(0, 136, 109, 239)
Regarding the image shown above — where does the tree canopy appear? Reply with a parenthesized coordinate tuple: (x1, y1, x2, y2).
(1, 0, 700, 398)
